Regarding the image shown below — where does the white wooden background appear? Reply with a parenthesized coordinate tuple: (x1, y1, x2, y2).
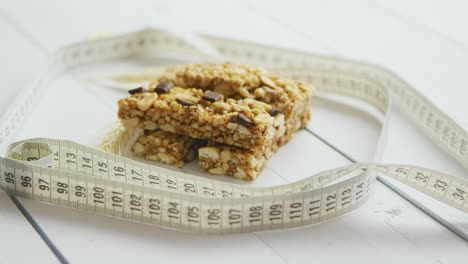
(1, 0, 468, 263)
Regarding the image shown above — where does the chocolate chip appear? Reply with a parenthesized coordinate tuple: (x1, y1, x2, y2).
(268, 109, 282, 117)
(154, 81, 173, 94)
(229, 115, 238, 123)
(176, 98, 196, 107)
(128, 87, 144, 95)
(202, 91, 222, 102)
(230, 113, 254, 128)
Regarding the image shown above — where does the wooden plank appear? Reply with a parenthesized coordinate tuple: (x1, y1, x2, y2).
(258, 182, 468, 264)
(0, 191, 59, 263)
(368, 0, 468, 48)
(0, 16, 59, 263)
(0, 13, 46, 113)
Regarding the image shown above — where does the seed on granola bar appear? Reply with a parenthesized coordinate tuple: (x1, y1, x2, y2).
(229, 113, 254, 128)
(154, 81, 173, 94)
(176, 98, 196, 107)
(128, 87, 144, 95)
(202, 91, 222, 102)
(268, 109, 282, 117)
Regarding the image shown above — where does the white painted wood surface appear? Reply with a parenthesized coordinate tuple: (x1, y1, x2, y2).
(1, 0, 467, 263)
(0, 191, 59, 264)
(0, 17, 58, 264)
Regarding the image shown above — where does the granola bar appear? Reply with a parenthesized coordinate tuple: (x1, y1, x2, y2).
(117, 63, 313, 180)
(158, 63, 312, 146)
(132, 130, 199, 167)
(118, 87, 286, 151)
(132, 128, 272, 180)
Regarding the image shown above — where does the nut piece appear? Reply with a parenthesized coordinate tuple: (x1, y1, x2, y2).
(238, 87, 250, 98)
(233, 167, 246, 180)
(132, 142, 145, 154)
(254, 114, 274, 125)
(122, 118, 139, 128)
(254, 87, 266, 98)
(160, 124, 175, 133)
(209, 167, 224, 175)
(238, 125, 251, 135)
(260, 75, 276, 87)
(137, 93, 157, 111)
(199, 147, 220, 160)
(143, 121, 157, 130)
(226, 122, 239, 130)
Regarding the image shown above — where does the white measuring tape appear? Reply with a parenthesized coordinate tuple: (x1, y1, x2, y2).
(0, 29, 467, 234)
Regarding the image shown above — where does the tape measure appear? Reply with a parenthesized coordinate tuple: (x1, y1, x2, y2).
(0, 29, 467, 234)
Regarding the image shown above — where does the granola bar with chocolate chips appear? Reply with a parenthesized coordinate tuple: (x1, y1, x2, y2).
(118, 87, 286, 151)
(133, 128, 272, 180)
(157, 63, 312, 146)
(117, 63, 312, 180)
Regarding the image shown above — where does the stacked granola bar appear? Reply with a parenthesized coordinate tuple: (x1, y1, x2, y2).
(117, 63, 312, 180)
